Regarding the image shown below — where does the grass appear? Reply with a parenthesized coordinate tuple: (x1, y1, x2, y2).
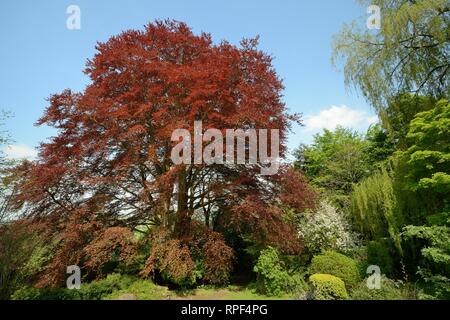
(104, 281, 295, 300)
(187, 286, 294, 300)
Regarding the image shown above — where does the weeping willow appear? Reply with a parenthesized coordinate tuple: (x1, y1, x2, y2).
(350, 163, 403, 255)
(333, 0, 450, 114)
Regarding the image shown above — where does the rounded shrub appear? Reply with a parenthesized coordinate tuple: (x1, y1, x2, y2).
(308, 274, 349, 300)
(308, 250, 361, 288)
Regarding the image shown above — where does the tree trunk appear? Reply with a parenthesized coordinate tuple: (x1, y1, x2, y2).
(175, 166, 190, 235)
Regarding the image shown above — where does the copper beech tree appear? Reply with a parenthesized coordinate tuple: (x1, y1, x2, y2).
(13, 20, 315, 287)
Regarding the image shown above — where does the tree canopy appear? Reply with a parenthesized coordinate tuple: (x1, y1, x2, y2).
(333, 0, 449, 113)
(10, 20, 315, 287)
(293, 126, 388, 207)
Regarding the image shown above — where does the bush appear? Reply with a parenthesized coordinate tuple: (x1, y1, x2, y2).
(350, 276, 415, 300)
(344, 246, 367, 269)
(202, 238, 234, 285)
(0, 220, 50, 299)
(297, 200, 359, 255)
(140, 228, 197, 287)
(78, 273, 135, 299)
(308, 250, 361, 288)
(11, 273, 136, 300)
(83, 227, 138, 276)
(103, 277, 170, 300)
(253, 247, 306, 296)
(11, 286, 80, 300)
(141, 226, 235, 288)
(308, 274, 349, 300)
(254, 247, 291, 296)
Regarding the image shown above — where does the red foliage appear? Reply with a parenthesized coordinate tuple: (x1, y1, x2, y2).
(11, 20, 316, 286)
(230, 196, 302, 255)
(202, 237, 234, 285)
(272, 165, 317, 212)
(17, 20, 293, 222)
(35, 209, 100, 288)
(140, 228, 195, 284)
(141, 224, 234, 286)
(83, 227, 138, 276)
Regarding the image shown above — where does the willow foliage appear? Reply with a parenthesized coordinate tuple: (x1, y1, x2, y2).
(350, 164, 403, 254)
(333, 0, 450, 113)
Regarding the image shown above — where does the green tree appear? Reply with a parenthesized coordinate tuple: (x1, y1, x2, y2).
(364, 123, 395, 167)
(403, 225, 450, 299)
(380, 94, 435, 148)
(401, 99, 450, 196)
(349, 163, 403, 254)
(0, 112, 47, 299)
(400, 100, 449, 299)
(333, 0, 450, 113)
(294, 127, 369, 207)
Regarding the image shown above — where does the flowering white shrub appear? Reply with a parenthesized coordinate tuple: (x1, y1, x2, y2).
(298, 200, 359, 255)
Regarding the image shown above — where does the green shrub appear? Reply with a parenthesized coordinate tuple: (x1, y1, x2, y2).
(289, 272, 309, 299)
(350, 276, 414, 300)
(104, 278, 170, 300)
(309, 274, 349, 300)
(308, 250, 361, 288)
(11, 273, 136, 300)
(344, 246, 368, 276)
(11, 287, 80, 300)
(0, 221, 52, 299)
(254, 247, 291, 296)
(10, 287, 41, 300)
(78, 273, 135, 300)
(253, 247, 306, 296)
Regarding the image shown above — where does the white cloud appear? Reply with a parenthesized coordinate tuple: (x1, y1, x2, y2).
(3, 144, 38, 160)
(303, 105, 378, 132)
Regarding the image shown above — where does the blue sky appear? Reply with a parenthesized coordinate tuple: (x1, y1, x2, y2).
(0, 0, 376, 159)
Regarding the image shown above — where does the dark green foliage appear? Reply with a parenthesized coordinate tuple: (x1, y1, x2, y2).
(11, 273, 137, 300)
(366, 240, 397, 278)
(364, 124, 395, 167)
(0, 221, 51, 299)
(380, 94, 435, 149)
(308, 251, 361, 288)
(11, 286, 79, 300)
(402, 225, 450, 299)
